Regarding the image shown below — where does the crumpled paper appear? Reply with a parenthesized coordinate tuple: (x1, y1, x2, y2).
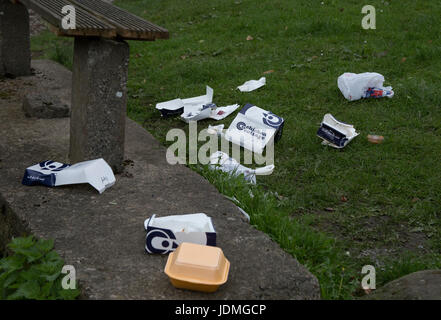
(156, 86, 239, 122)
(209, 104, 240, 121)
(207, 124, 225, 136)
(237, 77, 266, 92)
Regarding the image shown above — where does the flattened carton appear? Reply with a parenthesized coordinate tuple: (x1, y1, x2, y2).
(144, 213, 216, 254)
(21, 159, 115, 194)
(224, 103, 284, 154)
(316, 114, 359, 149)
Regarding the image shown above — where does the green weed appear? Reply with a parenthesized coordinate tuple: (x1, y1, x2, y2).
(0, 236, 80, 300)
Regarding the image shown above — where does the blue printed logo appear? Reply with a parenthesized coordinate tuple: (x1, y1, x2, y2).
(145, 228, 179, 254)
(262, 112, 283, 129)
(236, 121, 246, 130)
(39, 161, 69, 172)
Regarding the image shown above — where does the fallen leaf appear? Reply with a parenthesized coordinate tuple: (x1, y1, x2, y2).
(246, 35, 254, 41)
(263, 70, 275, 74)
(325, 207, 335, 212)
(401, 57, 407, 63)
(180, 55, 188, 60)
(411, 197, 420, 203)
(341, 196, 348, 202)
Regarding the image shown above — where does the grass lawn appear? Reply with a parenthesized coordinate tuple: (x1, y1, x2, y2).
(30, 0, 441, 299)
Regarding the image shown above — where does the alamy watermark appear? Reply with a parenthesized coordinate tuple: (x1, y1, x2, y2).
(61, 5, 76, 30)
(361, 5, 376, 30)
(361, 265, 376, 290)
(61, 265, 77, 290)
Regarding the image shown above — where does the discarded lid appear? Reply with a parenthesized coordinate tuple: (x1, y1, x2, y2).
(164, 242, 230, 293)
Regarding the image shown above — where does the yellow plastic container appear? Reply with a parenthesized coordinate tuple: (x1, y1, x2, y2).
(164, 242, 230, 293)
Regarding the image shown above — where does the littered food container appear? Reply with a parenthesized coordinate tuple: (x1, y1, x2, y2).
(164, 242, 230, 293)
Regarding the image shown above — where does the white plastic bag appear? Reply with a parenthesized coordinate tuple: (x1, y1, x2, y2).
(209, 151, 275, 184)
(207, 124, 225, 136)
(338, 72, 394, 101)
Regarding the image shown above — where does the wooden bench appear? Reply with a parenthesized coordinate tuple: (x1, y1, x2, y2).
(0, 0, 169, 172)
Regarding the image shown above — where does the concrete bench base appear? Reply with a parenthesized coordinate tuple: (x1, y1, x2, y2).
(0, 61, 321, 300)
(70, 38, 129, 173)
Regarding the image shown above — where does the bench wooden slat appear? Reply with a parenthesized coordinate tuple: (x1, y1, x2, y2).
(13, 0, 168, 41)
(16, 0, 117, 38)
(70, 0, 169, 40)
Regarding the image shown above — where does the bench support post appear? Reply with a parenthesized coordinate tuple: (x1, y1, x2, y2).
(69, 37, 129, 173)
(0, 0, 31, 77)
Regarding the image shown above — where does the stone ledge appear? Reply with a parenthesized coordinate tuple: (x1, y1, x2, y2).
(21, 60, 72, 119)
(0, 61, 321, 300)
(363, 270, 441, 300)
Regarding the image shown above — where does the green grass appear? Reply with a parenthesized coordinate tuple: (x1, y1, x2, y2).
(30, 0, 441, 299)
(31, 29, 73, 70)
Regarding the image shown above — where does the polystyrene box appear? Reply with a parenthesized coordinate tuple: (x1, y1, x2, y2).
(164, 242, 230, 293)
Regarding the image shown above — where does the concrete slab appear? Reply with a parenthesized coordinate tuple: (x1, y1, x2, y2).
(22, 60, 72, 118)
(0, 60, 321, 300)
